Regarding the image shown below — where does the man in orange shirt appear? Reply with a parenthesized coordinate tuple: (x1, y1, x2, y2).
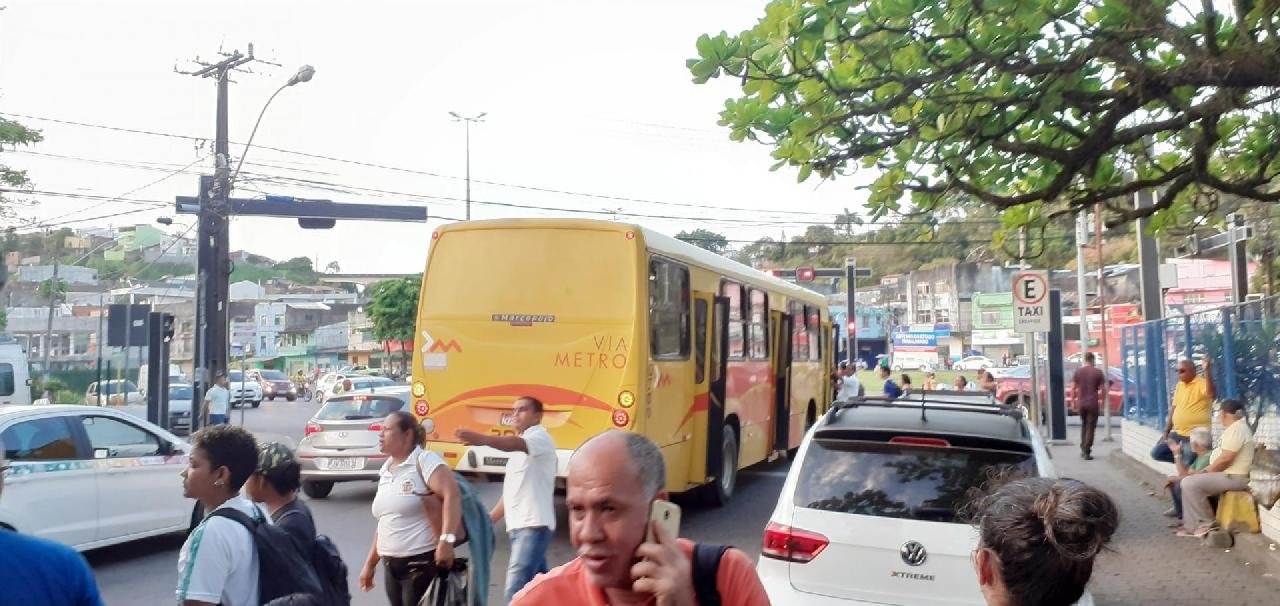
(511, 431, 769, 606)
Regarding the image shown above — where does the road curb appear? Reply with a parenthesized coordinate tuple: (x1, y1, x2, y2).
(1107, 450, 1280, 579)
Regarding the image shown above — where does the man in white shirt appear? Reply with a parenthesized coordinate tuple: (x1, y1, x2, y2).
(457, 396, 557, 604)
(835, 362, 862, 401)
(204, 374, 231, 426)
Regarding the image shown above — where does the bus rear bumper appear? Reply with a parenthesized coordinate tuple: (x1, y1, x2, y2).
(429, 443, 574, 479)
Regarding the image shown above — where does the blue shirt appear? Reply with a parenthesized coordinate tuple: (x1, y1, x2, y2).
(0, 529, 103, 606)
(883, 379, 903, 399)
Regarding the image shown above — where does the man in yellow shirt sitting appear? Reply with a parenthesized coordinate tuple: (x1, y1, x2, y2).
(1152, 358, 1215, 469)
(1177, 398, 1255, 538)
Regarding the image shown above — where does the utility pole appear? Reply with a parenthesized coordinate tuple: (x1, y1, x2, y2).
(1096, 203, 1112, 441)
(1076, 214, 1089, 358)
(183, 48, 255, 430)
(449, 111, 486, 220)
(39, 231, 62, 380)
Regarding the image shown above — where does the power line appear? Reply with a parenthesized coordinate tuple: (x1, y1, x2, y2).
(678, 235, 1075, 246)
(32, 156, 207, 226)
(1, 111, 941, 222)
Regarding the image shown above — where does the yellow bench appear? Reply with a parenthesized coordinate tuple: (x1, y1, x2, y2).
(1216, 490, 1260, 533)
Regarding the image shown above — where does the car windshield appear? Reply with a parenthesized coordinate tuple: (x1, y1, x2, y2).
(100, 381, 138, 394)
(169, 386, 193, 400)
(1002, 365, 1031, 378)
(794, 439, 1036, 523)
(229, 371, 244, 381)
(316, 395, 407, 420)
(260, 371, 288, 380)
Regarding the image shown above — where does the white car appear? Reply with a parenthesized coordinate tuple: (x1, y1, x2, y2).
(317, 374, 395, 405)
(0, 405, 193, 551)
(84, 380, 143, 407)
(952, 355, 996, 371)
(757, 391, 1067, 605)
(167, 383, 194, 435)
(227, 370, 263, 409)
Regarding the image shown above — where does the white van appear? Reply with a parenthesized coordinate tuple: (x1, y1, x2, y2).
(137, 363, 186, 397)
(891, 350, 939, 371)
(0, 337, 33, 406)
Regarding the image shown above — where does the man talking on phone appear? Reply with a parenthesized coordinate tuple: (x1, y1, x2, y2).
(457, 396, 557, 603)
(511, 430, 768, 606)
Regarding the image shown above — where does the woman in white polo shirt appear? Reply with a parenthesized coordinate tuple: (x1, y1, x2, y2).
(360, 410, 467, 606)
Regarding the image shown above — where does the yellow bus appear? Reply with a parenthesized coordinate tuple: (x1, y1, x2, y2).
(409, 219, 831, 504)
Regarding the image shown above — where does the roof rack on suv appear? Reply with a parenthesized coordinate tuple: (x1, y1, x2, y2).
(829, 389, 1024, 422)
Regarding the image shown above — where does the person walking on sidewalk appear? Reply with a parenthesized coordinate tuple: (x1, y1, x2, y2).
(457, 396, 557, 603)
(1151, 358, 1214, 468)
(1177, 398, 1255, 538)
(1071, 352, 1108, 460)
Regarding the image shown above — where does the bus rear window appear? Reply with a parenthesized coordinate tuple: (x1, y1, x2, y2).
(0, 363, 13, 396)
(422, 228, 636, 322)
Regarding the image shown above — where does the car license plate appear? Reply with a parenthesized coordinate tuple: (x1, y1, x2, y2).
(483, 457, 509, 467)
(318, 457, 363, 471)
(500, 413, 515, 426)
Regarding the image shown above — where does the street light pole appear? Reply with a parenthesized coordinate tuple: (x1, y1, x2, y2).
(449, 112, 486, 221)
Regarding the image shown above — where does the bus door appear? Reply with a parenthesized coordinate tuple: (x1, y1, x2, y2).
(694, 293, 729, 486)
(771, 309, 792, 455)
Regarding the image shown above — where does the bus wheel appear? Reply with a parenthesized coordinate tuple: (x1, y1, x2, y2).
(705, 427, 738, 507)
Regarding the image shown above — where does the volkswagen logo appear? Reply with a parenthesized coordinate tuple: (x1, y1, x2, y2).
(338, 432, 348, 438)
(900, 541, 928, 566)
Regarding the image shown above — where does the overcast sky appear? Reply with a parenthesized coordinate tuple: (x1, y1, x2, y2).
(0, 0, 874, 273)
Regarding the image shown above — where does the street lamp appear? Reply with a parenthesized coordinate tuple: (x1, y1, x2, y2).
(231, 64, 317, 185)
(449, 111, 486, 220)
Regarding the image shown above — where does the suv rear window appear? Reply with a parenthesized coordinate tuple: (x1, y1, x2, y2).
(260, 371, 288, 380)
(794, 440, 1035, 523)
(317, 395, 407, 420)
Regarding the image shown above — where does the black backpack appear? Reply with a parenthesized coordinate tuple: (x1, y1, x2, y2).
(311, 534, 351, 606)
(274, 506, 350, 606)
(691, 543, 730, 605)
(210, 508, 326, 605)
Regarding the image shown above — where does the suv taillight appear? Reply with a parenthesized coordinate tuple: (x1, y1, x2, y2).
(304, 423, 323, 436)
(368, 424, 383, 432)
(762, 522, 828, 563)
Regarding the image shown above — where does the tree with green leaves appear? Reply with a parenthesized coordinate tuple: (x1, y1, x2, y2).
(366, 276, 421, 375)
(690, 1, 1280, 232)
(676, 228, 731, 254)
(0, 117, 42, 216)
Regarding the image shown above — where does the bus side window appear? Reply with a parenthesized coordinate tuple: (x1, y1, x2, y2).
(806, 306, 821, 362)
(748, 289, 769, 360)
(721, 281, 745, 359)
(649, 258, 690, 360)
(694, 300, 708, 385)
(790, 302, 808, 361)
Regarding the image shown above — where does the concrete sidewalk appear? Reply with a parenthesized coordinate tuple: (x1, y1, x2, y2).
(1050, 434, 1280, 604)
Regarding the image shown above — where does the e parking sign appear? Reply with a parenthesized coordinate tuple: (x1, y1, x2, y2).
(1012, 270, 1050, 333)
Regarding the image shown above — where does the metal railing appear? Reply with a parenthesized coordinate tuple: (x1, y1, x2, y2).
(1121, 295, 1280, 436)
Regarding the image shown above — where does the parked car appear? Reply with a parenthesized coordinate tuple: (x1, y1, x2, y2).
(167, 383, 194, 435)
(297, 386, 410, 498)
(84, 380, 142, 407)
(994, 362, 1126, 416)
(255, 369, 298, 402)
(757, 391, 1062, 605)
(952, 355, 996, 371)
(227, 370, 263, 409)
(0, 404, 193, 551)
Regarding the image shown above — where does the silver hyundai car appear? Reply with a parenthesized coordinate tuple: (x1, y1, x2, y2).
(297, 385, 410, 498)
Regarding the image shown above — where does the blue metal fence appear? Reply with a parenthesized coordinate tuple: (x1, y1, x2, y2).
(1122, 296, 1280, 432)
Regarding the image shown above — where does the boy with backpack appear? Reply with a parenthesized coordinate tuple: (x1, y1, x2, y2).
(246, 442, 350, 605)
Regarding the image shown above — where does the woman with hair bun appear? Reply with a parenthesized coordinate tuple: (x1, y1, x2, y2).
(970, 477, 1119, 606)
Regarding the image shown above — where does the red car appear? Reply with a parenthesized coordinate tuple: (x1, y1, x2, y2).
(994, 362, 1125, 416)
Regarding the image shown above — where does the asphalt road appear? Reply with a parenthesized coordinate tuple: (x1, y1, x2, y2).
(87, 400, 789, 605)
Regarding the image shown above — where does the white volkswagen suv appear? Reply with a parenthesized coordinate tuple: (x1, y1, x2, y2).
(758, 390, 1070, 605)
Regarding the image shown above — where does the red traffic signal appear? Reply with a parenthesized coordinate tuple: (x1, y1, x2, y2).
(847, 321, 857, 335)
(797, 267, 816, 281)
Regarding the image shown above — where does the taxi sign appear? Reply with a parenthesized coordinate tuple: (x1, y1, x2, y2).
(1012, 270, 1050, 333)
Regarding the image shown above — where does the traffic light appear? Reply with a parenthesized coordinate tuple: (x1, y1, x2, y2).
(847, 321, 857, 335)
(161, 314, 175, 343)
(797, 267, 816, 281)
